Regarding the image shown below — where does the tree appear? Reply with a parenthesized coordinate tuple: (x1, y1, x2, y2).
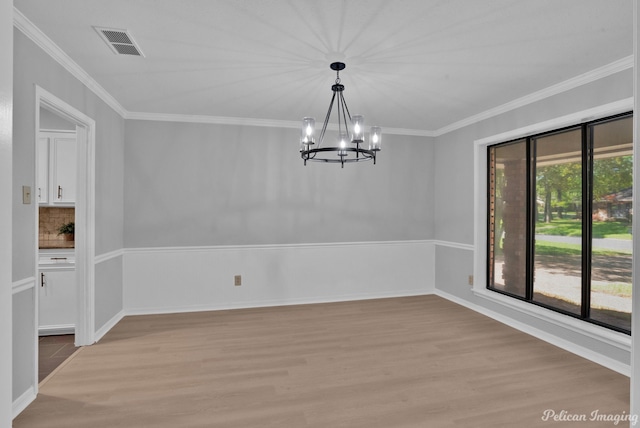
(536, 162, 581, 223)
(592, 155, 633, 200)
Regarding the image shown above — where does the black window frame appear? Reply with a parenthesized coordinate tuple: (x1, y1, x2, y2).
(486, 111, 633, 335)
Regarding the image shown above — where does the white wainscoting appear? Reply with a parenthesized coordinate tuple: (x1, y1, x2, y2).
(124, 240, 435, 315)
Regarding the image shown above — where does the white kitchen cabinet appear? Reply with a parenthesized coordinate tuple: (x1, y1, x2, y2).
(38, 268, 76, 335)
(38, 131, 76, 206)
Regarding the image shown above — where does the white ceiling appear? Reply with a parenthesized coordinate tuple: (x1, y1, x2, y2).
(14, 0, 634, 135)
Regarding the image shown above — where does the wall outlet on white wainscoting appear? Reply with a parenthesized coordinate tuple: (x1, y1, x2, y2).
(468, 275, 473, 286)
(234, 275, 242, 286)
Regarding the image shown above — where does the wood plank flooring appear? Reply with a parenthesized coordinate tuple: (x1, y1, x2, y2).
(14, 296, 630, 427)
(38, 334, 77, 383)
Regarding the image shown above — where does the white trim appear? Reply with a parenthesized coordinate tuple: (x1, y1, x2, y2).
(35, 86, 96, 347)
(125, 111, 300, 129)
(435, 289, 631, 376)
(474, 98, 634, 147)
(432, 240, 474, 251)
(12, 277, 35, 294)
(38, 128, 75, 134)
(94, 309, 124, 343)
(94, 249, 124, 265)
(473, 288, 631, 351)
(435, 56, 634, 136)
(13, 8, 126, 117)
(631, 0, 640, 419)
(125, 239, 434, 255)
(38, 324, 74, 336)
(38, 264, 75, 272)
(11, 385, 36, 419)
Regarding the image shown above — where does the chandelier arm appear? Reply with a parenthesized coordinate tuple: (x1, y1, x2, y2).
(339, 91, 351, 142)
(336, 90, 343, 137)
(340, 91, 352, 125)
(318, 90, 337, 149)
(339, 91, 356, 158)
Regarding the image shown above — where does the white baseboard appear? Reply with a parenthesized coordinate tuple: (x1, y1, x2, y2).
(126, 290, 434, 316)
(38, 324, 74, 336)
(94, 309, 125, 343)
(435, 289, 631, 376)
(12, 385, 36, 419)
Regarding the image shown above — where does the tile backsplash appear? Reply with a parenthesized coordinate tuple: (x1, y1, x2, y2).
(39, 207, 75, 248)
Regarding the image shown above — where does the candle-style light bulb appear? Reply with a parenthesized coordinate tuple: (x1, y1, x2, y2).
(352, 115, 364, 143)
(300, 117, 315, 151)
(338, 132, 348, 157)
(369, 126, 382, 151)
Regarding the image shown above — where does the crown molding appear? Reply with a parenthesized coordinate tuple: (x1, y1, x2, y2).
(434, 55, 634, 136)
(14, 6, 632, 139)
(125, 111, 436, 137)
(13, 7, 128, 118)
(125, 111, 301, 129)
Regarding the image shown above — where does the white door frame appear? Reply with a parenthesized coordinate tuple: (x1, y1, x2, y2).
(35, 86, 95, 348)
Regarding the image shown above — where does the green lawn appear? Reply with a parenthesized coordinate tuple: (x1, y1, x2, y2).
(591, 283, 633, 298)
(535, 219, 632, 240)
(535, 241, 631, 257)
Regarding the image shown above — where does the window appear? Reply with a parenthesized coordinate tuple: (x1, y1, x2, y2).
(487, 113, 633, 333)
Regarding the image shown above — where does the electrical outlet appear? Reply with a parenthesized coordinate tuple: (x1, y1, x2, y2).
(22, 185, 31, 204)
(468, 275, 474, 286)
(234, 275, 242, 286)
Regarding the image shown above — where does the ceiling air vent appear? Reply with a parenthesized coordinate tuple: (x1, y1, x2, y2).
(94, 27, 145, 57)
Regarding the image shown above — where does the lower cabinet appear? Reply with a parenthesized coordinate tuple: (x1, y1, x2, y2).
(38, 268, 76, 335)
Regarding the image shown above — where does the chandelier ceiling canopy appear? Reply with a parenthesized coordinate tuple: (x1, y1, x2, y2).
(300, 62, 382, 168)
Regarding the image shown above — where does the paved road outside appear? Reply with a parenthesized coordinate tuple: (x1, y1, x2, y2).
(535, 234, 632, 252)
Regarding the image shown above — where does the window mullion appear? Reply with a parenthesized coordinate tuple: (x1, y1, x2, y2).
(526, 137, 534, 301)
(582, 124, 593, 320)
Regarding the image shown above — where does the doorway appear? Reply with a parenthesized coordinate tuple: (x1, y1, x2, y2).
(34, 86, 95, 390)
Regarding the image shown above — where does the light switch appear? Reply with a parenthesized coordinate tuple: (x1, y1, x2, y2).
(22, 185, 31, 204)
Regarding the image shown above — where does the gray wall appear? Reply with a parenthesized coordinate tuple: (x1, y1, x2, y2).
(12, 28, 125, 402)
(434, 68, 634, 365)
(95, 258, 123, 331)
(12, 290, 33, 401)
(124, 120, 434, 248)
(1, 0, 12, 422)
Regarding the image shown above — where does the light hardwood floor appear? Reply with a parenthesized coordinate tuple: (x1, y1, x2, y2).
(14, 295, 630, 427)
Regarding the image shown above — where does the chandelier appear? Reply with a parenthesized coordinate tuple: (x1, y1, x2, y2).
(300, 62, 382, 167)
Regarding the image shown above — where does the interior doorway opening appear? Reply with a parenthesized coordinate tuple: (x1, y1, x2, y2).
(34, 86, 96, 391)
